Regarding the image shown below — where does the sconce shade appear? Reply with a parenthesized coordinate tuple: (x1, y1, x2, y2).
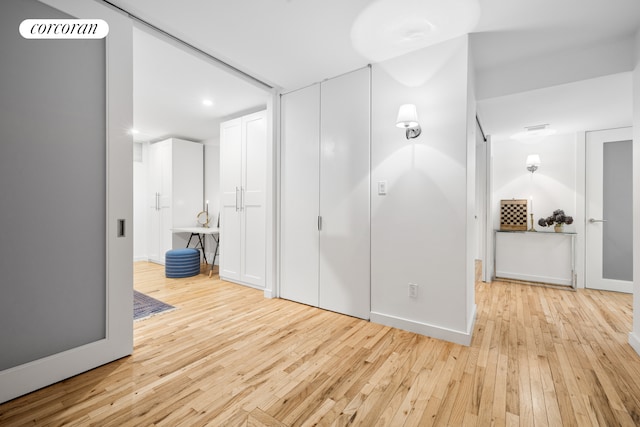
(526, 154, 541, 173)
(526, 154, 541, 167)
(396, 104, 419, 128)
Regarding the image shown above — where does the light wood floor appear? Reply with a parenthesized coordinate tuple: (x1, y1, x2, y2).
(2, 262, 640, 426)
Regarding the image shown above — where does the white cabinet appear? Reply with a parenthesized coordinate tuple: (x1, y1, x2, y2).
(220, 110, 266, 288)
(148, 138, 203, 264)
(281, 67, 371, 320)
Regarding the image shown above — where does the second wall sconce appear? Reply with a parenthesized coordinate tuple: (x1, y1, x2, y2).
(526, 154, 541, 173)
(396, 104, 421, 140)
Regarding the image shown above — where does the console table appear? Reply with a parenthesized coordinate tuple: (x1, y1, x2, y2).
(494, 230, 576, 289)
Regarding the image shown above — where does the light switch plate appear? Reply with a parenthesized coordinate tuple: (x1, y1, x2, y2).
(408, 283, 418, 298)
(378, 181, 387, 195)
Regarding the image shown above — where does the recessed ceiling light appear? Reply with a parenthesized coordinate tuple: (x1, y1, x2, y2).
(129, 128, 140, 135)
(202, 99, 214, 107)
(511, 124, 557, 140)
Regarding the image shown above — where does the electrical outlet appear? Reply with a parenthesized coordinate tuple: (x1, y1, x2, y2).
(408, 283, 418, 298)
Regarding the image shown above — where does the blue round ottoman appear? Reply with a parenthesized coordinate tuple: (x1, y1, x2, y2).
(165, 248, 200, 278)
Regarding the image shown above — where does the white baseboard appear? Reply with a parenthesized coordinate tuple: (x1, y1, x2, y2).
(219, 276, 265, 291)
(263, 289, 274, 299)
(370, 305, 476, 346)
(629, 332, 640, 356)
(495, 271, 572, 286)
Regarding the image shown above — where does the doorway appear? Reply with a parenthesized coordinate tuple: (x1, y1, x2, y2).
(131, 24, 271, 276)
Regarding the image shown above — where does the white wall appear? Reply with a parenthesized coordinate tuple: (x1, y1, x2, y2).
(630, 29, 640, 355)
(203, 138, 220, 263)
(492, 133, 578, 233)
(475, 124, 486, 261)
(466, 49, 477, 328)
(370, 36, 476, 345)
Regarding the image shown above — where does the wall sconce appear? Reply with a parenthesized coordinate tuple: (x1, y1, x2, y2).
(396, 104, 421, 139)
(526, 154, 541, 173)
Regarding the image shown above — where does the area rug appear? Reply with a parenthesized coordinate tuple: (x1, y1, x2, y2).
(134, 290, 176, 321)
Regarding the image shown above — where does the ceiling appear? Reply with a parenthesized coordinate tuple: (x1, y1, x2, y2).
(477, 72, 633, 143)
(112, 0, 640, 143)
(132, 26, 269, 143)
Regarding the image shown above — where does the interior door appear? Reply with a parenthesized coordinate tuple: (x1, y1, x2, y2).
(319, 67, 371, 320)
(0, 0, 132, 404)
(148, 142, 163, 263)
(158, 141, 173, 262)
(280, 84, 321, 306)
(148, 141, 171, 264)
(241, 111, 267, 287)
(220, 119, 242, 280)
(586, 127, 633, 293)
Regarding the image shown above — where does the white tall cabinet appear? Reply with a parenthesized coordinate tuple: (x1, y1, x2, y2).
(281, 67, 371, 320)
(220, 110, 267, 288)
(148, 138, 203, 264)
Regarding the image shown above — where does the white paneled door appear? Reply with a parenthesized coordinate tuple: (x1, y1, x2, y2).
(220, 119, 243, 281)
(220, 111, 267, 288)
(241, 112, 267, 286)
(280, 67, 371, 320)
(586, 127, 633, 293)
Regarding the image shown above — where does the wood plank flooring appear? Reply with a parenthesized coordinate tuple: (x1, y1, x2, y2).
(1, 262, 640, 426)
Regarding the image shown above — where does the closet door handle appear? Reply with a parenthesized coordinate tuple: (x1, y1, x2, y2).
(155, 192, 159, 211)
(235, 187, 240, 212)
(318, 216, 322, 231)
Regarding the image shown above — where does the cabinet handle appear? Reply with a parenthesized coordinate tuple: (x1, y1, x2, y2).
(318, 216, 322, 231)
(155, 192, 159, 211)
(235, 187, 240, 212)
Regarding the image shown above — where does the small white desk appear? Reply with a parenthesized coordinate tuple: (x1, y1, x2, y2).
(172, 227, 220, 275)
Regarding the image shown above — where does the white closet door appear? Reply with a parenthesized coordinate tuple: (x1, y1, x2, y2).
(319, 67, 371, 320)
(220, 119, 242, 280)
(158, 141, 172, 262)
(280, 84, 321, 306)
(241, 111, 267, 287)
(147, 142, 163, 263)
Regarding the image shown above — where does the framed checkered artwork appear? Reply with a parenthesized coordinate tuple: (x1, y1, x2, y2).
(500, 199, 528, 231)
